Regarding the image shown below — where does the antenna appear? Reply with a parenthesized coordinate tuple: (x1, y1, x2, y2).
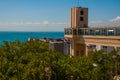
(77, 0, 80, 7)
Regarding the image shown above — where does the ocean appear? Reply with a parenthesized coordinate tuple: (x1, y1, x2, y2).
(0, 32, 64, 45)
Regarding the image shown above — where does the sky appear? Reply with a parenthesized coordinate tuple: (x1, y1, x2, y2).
(0, 0, 120, 31)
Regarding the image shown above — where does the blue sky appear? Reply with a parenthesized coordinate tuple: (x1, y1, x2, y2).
(0, 0, 120, 31)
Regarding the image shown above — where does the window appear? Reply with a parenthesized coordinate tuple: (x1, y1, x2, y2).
(80, 17, 84, 21)
(116, 29, 120, 36)
(84, 24, 87, 27)
(80, 10, 84, 15)
(107, 29, 114, 36)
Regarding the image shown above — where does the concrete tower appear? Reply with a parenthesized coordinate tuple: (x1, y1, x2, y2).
(71, 7, 88, 28)
(69, 7, 89, 57)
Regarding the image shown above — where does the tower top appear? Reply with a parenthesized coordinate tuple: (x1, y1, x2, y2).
(70, 7, 88, 28)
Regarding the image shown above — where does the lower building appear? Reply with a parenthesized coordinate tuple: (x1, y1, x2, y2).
(40, 38, 70, 54)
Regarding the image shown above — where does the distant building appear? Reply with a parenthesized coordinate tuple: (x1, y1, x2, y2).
(64, 39, 70, 54)
(28, 38, 40, 41)
(40, 38, 70, 54)
(49, 41, 64, 53)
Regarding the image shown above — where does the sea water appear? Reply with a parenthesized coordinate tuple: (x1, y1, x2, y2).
(0, 31, 64, 45)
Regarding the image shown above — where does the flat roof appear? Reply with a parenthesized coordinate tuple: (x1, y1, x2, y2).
(72, 6, 88, 9)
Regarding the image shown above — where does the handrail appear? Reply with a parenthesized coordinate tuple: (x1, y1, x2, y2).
(65, 27, 120, 36)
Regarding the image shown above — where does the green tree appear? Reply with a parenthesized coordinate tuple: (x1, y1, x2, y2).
(0, 40, 120, 80)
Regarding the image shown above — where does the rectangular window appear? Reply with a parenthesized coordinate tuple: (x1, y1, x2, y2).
(80, 11, 84, 15)
(80, 17, 84, 21)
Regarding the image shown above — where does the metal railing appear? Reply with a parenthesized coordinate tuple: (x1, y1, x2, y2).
(65, 27, 120, 36)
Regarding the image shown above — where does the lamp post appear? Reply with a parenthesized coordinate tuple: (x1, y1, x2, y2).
(112, 55, 118, 76)
(45, 66, 52, 80)
(70, 75, 74, 80)
(112, 53, 120, 80)
(93, 63, 98, 67)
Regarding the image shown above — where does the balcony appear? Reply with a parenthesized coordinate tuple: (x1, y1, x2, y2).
(64, 27, 120, 37)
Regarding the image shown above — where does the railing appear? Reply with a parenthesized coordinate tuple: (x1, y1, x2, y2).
(65, 27, 120, 36)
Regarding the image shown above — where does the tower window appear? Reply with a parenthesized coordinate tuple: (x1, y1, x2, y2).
(80, 17, 84, 21)
(80, 11, 84, 15)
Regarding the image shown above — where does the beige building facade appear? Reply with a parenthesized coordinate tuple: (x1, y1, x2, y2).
(65, 7, 120, 57)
